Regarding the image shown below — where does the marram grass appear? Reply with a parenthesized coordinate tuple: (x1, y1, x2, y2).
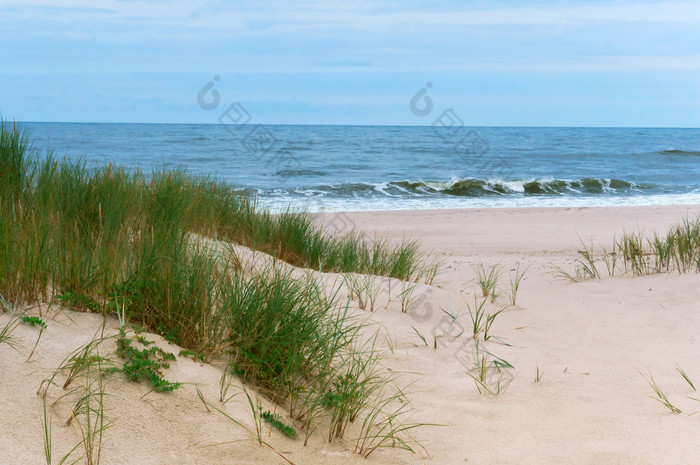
(0, 121, 433, 451)
(562, 218, 700, 280)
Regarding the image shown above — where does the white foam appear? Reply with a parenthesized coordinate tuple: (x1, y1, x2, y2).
(501, 179, 526, 193)
(258, 193, 700, 214)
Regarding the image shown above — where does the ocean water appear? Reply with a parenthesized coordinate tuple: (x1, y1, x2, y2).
(24, 123, 700, 212)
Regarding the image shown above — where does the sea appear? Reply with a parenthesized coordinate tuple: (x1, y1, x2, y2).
(23, 123, 700, 212)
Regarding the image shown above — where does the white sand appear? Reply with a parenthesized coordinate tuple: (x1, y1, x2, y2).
(2, 204, 700, 464)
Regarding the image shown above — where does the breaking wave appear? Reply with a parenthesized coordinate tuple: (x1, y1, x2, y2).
(308, 177, 656, 198)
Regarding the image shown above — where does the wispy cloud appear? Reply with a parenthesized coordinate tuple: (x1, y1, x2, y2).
(0, 0, 698, 125)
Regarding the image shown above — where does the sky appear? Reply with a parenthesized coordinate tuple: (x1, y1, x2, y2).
(0, 0, 699, 127)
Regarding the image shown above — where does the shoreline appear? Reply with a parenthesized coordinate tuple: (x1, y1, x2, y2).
(318, 203, 700, 254)
(326, 202, 700, 215)
(260, 194, 700, 214)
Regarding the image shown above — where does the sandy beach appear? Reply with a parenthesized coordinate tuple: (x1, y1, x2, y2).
(3, 203, 700, 465)
(7, 0, 700, 463)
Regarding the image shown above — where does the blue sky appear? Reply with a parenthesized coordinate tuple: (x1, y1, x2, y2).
(1, 0, 699, 126)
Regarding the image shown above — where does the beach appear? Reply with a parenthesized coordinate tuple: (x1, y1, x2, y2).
(7, 1, 700, 463)
(3, 203, 700, 464)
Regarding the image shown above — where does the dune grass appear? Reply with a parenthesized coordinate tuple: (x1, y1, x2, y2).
(562, 218, 700, 280)
(534, 364, 543, 383)
(354, 384, 430, 458)
(639, 370, 682, 414)
(676, 365, 695, 391)
(472, 263, 501, 298)
(507, 263, 529, 306)
(0, 122, 432, 309)
(1, 121, 431, 451)
(38, 332, 113, 465)
(0, 312, 21, 351)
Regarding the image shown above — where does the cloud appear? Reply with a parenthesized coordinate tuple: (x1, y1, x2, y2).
(5, 0, 700, 28)
(0, 0, 698, 125)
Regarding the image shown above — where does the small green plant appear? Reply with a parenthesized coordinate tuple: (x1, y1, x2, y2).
(41, 397, 53, 465)
(600, 244, 619, 277)
(508, 263, 529, 306)
(21, 315, 47, 328)
(575, 239, 600, 279)
(179, 349, 205, 363)
(195, 386, 211, 413)
(114, 329, 181, 393)
(483, 306, 507, 342)
(321, 339, 385, 442)
(156, 323, 181, 345)
(465, 340, 514, 395)
(41, 343, 113, 465)
(676, 365, 695, 391)
(54, 292, 100, 313)
(466, 297, 488, 339)
(212, 386, 296, 464)
(246, 388, 265, 445)
(261, 410, 297, 438)
(433, 302, 464, 348)
(344, 273, 383, 311)
(535, 364, 543, 383)
(39, 334, 115, 395)
(21, 315, 47, 362)
(466, 347, 491, 394)
(397, 281, 419, 313)
(616, 232, 654, 275)
(421, 260, 441, 285)
(472, 263, 501, 298)
(382, 328, 396, 354)
(344, 273, 364, 309)
(219, 365, 239, 404)
(363, 275, 383, 312)
(411, 326, 428, 347)
(354, 385, 430, 458)
(134, 335, 153, 346)
(554, 266, 580, 283)
(72, 357, 111, 465)
(41, 398, 84, 465)
(130, 323, 145, 334)
(0, 313, 21, 351)
(639, 370, 681, 413)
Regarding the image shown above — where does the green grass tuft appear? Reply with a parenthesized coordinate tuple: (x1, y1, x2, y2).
(639, 370, 682, 414)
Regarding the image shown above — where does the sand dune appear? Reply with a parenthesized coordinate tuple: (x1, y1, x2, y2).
(2, 204, 700, 465)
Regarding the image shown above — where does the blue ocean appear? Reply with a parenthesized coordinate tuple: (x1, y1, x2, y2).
(24, 123, 700, 212)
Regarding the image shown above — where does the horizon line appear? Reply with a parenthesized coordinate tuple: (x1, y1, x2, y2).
(14, 120, 700, 130)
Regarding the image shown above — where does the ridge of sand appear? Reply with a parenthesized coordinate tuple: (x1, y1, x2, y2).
(2, 204, 700, 465)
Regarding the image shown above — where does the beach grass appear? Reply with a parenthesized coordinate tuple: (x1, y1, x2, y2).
(354, 384, 430, 458)
(472, 263, 501, 298)
(397, 280, 419, 313)
(0, 122, 433, 309)
(0, 312, 21, 351)
(639, 370, 682, 414)
(563, 218, 700, 280)
(21, 315, 47, 362)
(676, 365, 695, 391)
(39, 334, 114, 465)
(466, 296, 488, 339)
(508, 263, 529, 306)
(0, 121, 431, 450)
(535, 364, 543, 383)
